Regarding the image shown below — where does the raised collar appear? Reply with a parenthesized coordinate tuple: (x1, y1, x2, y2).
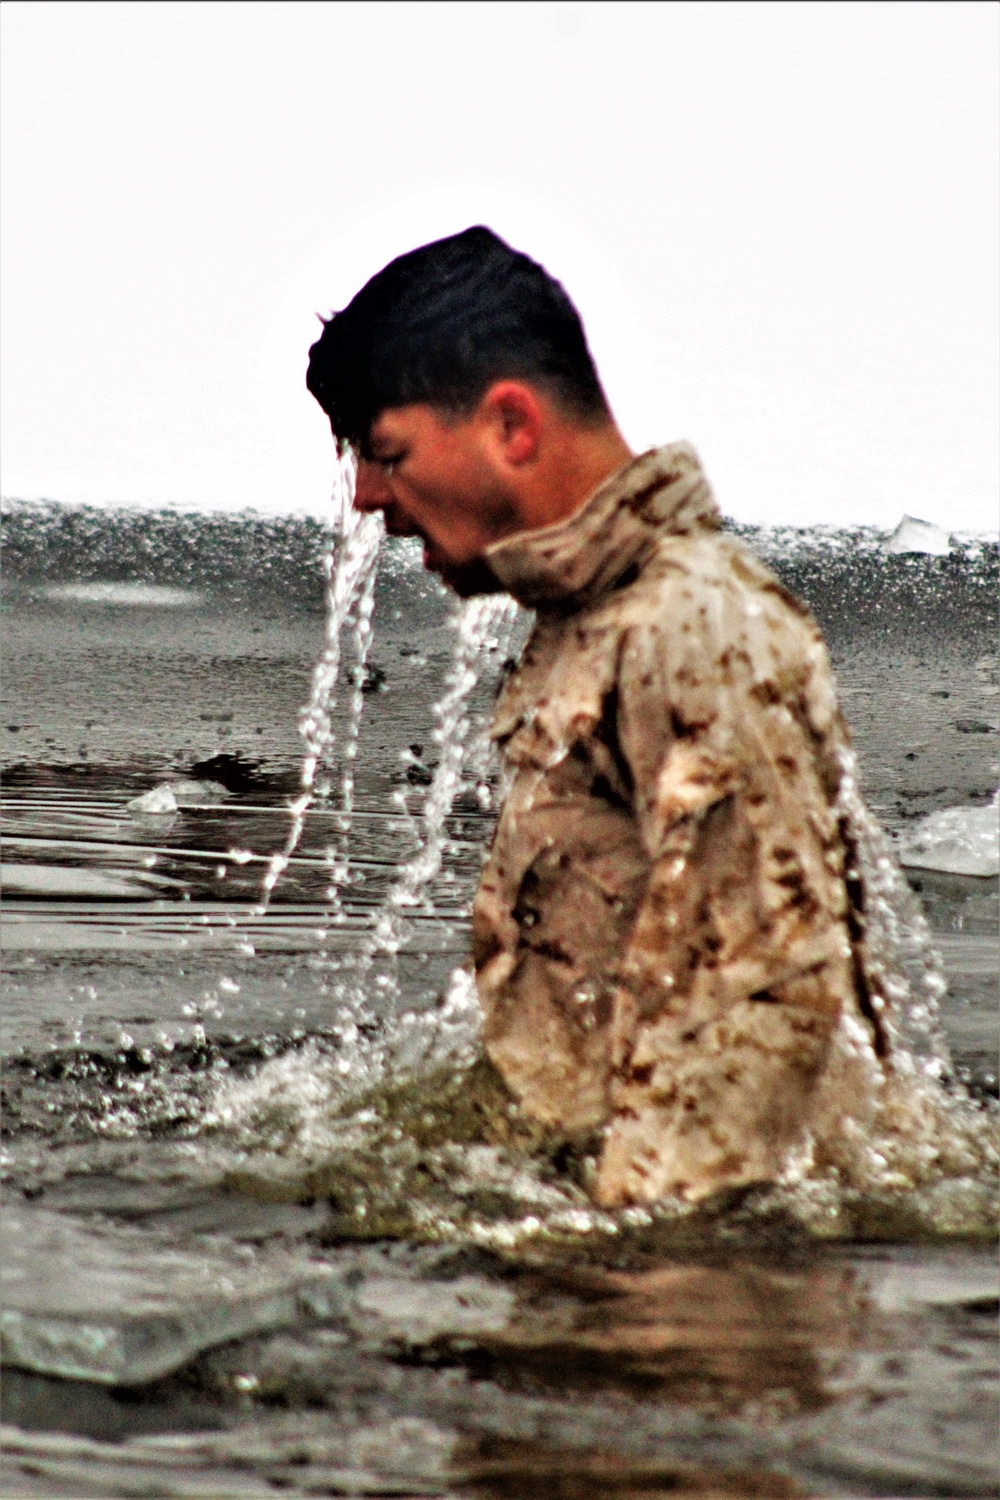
(483, 442, 720, 611)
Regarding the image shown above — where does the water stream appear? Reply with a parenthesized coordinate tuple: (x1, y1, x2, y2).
(258, 452, 383, 912)
(367, 593, 519, 957)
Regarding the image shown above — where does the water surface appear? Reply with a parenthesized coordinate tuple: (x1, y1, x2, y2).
(1, 503, 997, 1497)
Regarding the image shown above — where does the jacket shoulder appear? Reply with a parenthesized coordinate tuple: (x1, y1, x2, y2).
(620, 532, 825, 644)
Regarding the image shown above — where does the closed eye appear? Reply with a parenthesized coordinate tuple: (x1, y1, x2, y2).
(374, 451, 406, 472)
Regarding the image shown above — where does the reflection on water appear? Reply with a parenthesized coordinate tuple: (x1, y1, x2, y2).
(2, 1225, 996, 1497)
(1, 507, 997, 1498)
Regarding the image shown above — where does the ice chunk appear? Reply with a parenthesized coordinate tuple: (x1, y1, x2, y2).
(127, 779, 228, 815)
(1, 1206, 348, 1385)
(43, 582, 204, 606)
(866, 1251, 999, 1314)
(127, 784, 178, 815)
(165, 778, 229, 806)
(896, 798, 999, 878)
(0, 863, 161, 899)
(885, 515, 952, 556)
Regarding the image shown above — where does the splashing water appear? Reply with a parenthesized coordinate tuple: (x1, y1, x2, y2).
(207, 545, 995, 1247)
(837, 745, 952, 1077)
(369, 593, 519, 959)
(320, 556, 379, 917)
(206, 594, 533, 1226)
(272, 593, 520, 1098)
(258, 452, 383, 909)
(749, 746, 999, 1235)
(208, 729, 996, 1247)
(213, 533, 521, 1138)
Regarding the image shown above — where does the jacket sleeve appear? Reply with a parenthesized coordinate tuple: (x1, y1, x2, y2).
(592, 567, 864, 1207)
(609, 565, 853, 1039)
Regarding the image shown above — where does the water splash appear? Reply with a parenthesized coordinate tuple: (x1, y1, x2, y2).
(259, 452, 382, 909)
(300, 593, 519, 1075)
(370, 593, 519, 959)
(739, 746, 1000, 1234)
(205, 595, 525, 1194)
(837, 745, 952, 1079)
(207, 736, 997, 1246)
(320, 557, 379, 918)
(206, 592, 996, 1248)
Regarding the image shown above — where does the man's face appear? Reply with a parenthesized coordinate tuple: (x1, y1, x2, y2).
(352, 402, 522, 594)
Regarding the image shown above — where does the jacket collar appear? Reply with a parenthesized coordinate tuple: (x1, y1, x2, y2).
(484, 442, 720, 610)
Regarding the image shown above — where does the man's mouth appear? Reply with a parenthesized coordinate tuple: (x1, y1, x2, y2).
(381, 515, 500, 595)
(382, 510, 418, 541)
(381, 511, 436, 561)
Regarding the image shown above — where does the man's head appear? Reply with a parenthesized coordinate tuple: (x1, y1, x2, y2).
(307, 227, 631, 593)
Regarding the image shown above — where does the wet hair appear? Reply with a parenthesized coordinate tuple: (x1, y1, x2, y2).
(306, 225, 611, 452)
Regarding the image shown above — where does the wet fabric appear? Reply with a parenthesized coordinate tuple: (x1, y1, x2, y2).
(472, 444, 887, 1206)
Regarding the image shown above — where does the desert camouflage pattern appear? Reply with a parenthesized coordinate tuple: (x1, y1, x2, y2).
(473, 444, 887, 1205)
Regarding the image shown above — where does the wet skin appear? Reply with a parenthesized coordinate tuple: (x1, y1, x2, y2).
(352, 380, 633, 595)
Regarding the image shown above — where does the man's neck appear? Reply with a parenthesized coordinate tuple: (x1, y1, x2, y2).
(516, 420, 635, 534)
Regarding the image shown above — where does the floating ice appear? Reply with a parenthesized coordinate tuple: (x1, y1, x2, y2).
(166, 778, 228, 805)
(0, 863, 161, 899)
(896, 798, 1000, 878)
(1, 1206, 348, 1385)
(885, 515, 952, 556)
(865, 1254, 999, 1314)
(126, 784, 177, 814)
(43, 582, 204, 606)
(127, 779, 228, 814)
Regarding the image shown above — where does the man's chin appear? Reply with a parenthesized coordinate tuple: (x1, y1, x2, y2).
(430, 554, 507, 598)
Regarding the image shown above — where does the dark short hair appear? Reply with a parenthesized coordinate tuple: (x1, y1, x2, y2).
(306, 226, 610, 452)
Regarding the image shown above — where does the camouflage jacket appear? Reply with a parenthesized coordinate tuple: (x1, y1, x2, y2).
(472, 444, 886, 1205)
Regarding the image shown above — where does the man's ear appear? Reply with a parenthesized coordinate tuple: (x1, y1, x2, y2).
(478, 381, 543, 466)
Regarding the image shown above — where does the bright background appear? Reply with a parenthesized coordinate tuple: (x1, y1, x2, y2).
(2, 1, 997, 529)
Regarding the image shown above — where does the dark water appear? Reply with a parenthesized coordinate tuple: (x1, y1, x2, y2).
(1, 501, 997, 1498)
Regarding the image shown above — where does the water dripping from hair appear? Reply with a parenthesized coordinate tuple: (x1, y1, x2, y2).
(258, 449, 383, 911)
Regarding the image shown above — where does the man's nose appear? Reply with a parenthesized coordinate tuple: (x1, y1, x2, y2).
(354, 460, 392, 513)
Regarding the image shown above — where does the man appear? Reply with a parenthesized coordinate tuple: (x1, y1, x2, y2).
(306, 226, 888, 1207)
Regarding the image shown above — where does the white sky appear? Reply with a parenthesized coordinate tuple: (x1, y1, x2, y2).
(2, 1, 997, 529)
